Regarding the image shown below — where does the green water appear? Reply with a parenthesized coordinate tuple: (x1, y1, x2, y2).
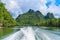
(0, 26, 60, 39)
(0, 28, 14, 38)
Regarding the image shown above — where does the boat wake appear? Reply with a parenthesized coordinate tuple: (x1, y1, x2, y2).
(2, 27, 60, 40)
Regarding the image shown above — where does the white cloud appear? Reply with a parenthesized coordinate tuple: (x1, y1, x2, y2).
(55, 15, 59, 18)
(1, 0, 60, 18)
(2, 0, 23, 18)
(38, 0, 47, 15)
(46, 0, 60, 18)
(47, 4, 60, 15)
(9, 0, 17, 9)
(7, 0, 23, 18)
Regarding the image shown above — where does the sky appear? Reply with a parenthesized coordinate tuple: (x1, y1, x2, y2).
(1, 0, 60, 18)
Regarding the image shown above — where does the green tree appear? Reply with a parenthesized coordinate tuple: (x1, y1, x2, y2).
(0, 3, 17, 27)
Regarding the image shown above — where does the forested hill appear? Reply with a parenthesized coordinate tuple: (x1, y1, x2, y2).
(16, 9, 60, 27)
(0, 2, 60, 27)
(0, 3, 17, 27)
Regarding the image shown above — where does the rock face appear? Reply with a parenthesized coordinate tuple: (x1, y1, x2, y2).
(45, 12, 54, 19)
(16, 9, 55, 26)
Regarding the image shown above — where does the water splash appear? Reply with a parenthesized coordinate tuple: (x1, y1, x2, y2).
(2, 27, 60, 40)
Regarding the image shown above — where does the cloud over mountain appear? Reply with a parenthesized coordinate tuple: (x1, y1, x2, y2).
(1, 0, 60, 18)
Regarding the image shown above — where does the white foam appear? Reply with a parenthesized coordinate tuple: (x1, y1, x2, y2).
(2, 27, 60, 40)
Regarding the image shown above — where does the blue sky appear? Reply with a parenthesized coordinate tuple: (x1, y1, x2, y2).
(1, 0, 60, 18)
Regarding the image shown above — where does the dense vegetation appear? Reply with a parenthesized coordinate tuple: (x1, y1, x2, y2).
(0, 2, 60, 38)
(16, 9, 60, 27)
(0, 3, 17, 27)
(0, 2, 60, 27)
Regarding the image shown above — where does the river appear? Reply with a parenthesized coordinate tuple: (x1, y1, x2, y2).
(1, 26, 60, 40)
